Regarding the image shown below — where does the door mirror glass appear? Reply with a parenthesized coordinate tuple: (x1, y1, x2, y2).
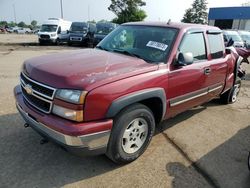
(176, 52, 194, 66)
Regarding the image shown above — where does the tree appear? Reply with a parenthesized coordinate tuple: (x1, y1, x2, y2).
(87, 20, 96, 24)
(0, 21, 8, 27)
(182, 0, 208, 24)
(8, 21, 17, 27)
(17, 21, 26, 28)
(182, 8, 194, 23)
(31, 20, 37, 27)
(108, 0, 147, 24)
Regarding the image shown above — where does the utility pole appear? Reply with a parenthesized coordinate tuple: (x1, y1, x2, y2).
(60, 0, 64, 19)
(88, 5, 90, 21)
(29, 14, 32, 24)
(13, 4, 17, 23)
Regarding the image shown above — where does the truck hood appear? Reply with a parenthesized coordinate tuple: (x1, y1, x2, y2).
(23, 49, 159, 91)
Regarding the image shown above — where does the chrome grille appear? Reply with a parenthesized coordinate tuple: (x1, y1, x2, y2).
(20, 72, 56, 113)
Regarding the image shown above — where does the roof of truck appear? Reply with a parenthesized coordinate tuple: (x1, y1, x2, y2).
(123, 21, 220, 31)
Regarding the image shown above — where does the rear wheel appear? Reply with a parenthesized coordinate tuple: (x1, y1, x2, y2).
(220, 78, 241, 104)
(106, 103, 155, 164)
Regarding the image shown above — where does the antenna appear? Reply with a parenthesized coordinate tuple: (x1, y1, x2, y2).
(167, 19, 171, 25)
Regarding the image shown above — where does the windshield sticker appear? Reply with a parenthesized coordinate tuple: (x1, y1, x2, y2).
(146, 41, 168, 51)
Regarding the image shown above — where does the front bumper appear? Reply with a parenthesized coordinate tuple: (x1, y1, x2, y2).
(14, 85, 113, 156)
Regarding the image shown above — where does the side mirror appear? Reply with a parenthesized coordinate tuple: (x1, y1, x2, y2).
(176, 52, 194, 66)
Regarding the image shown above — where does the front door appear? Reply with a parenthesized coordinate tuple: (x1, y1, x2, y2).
(167, 31, 211, 118)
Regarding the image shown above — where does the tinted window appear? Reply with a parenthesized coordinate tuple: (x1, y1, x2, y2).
(70, 22, 88, 32)
(40, 25, 57, 32)
(179, 33, 206, 61)
(208, 34, 224, 59)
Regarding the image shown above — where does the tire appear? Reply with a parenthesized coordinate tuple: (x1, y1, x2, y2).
(55, 38, 60, 45)
(39, 40, 44, 46)
(106, 103, 155, 164)
(68, 42, 72, 46)
(220, 78, 241, 104)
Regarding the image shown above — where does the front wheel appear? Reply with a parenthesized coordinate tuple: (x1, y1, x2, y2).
(220, 78, 241, 104)
(106, 103, 155, 164)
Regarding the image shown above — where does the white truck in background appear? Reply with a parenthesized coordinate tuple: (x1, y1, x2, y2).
(38, 18, 72, 45)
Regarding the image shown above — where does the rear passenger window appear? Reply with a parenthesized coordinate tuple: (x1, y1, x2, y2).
(179, 33, 206, 61)
(208, 34, 224, 59)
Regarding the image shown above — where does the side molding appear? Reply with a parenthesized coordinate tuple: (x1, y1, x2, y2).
(106, 88, 166, 120)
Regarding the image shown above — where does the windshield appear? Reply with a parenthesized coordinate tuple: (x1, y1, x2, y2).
(96, 24, 115, 35)
(227, 34, 243, 42)
(70, 23, 88, 32)
(240, 34, 250, 42)
(40, 25, 57, 32)
(97, 25, 177, 63)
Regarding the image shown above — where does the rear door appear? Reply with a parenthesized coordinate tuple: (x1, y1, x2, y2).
(206, 31, 228, 97)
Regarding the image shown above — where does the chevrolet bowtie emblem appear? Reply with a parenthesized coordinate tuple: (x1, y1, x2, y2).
(24, 84, 33, 95)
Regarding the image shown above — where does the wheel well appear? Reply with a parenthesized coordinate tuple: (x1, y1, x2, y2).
(140, 97, 163, 124)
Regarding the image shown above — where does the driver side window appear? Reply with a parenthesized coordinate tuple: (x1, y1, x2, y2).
(179, 33, 207, 62)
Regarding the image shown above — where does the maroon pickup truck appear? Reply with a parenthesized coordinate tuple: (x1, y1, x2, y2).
(14, 22, 241, 164)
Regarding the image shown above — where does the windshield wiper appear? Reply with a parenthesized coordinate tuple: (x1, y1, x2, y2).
(112, 49, 141, 58)
(112, 49, 155, 63)
(95, 46, 109, 51)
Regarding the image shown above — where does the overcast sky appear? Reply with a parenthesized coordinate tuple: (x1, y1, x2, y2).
(0, 0, 248, 24)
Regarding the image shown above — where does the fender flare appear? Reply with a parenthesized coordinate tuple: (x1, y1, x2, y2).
(106, 88, 166, 121)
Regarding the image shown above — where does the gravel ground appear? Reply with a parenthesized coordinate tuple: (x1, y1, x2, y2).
(0, 34, 250, 188)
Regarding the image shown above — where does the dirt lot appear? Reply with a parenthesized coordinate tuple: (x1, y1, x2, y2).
(0, 34, 250, 188)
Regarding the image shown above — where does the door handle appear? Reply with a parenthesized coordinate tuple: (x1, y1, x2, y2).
(204, 67, 211, 75)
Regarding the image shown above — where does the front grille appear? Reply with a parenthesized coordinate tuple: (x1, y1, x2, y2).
(70, 37, 82, 41)
(20, 73, 54, 98)
(20, 72, 56, 113)
(22, 87, 51, 113)
(40, 34, 50, 39)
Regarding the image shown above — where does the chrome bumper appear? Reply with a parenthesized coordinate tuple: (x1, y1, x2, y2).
(16, 103, 110, 152)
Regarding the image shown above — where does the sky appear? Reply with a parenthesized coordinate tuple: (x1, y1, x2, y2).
(0, 0, 249, 25)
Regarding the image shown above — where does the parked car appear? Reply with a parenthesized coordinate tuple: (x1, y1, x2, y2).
(237, 30, 250, 49)
(0, 27, 6, 33)
(6, 27, 14, 33)
(93, 22, 118, 46)
(68, 22, 96, 46)
(12, 26, 20, 33)
(38, 18, 72, 45)
(14, 22, 243, 164)
(223, 30, 245, 48)
(14, 27, 32, 34)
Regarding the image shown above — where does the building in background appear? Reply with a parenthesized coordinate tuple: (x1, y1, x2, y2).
(208, 6, 250, 30)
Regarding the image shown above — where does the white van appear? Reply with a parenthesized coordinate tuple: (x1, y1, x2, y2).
(38, 18, 72, 45)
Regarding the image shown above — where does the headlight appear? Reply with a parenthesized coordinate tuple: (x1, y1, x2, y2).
(51, 34, 56, 37)
(56, 89, 87, 104)
(52, 105, 83, 122)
